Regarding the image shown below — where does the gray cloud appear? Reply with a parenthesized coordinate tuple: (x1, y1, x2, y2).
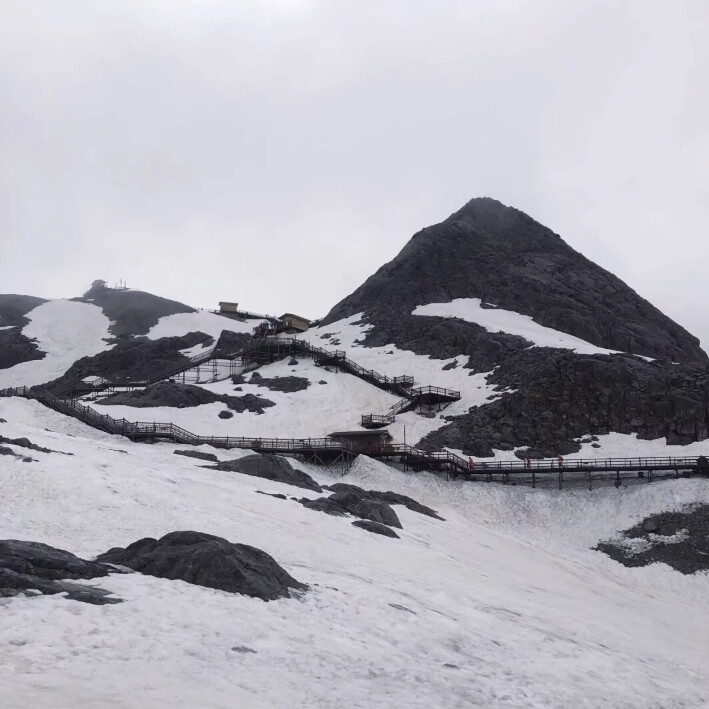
(1, 0, 708, 344)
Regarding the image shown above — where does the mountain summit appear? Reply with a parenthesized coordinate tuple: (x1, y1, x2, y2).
(324, 197, 706, 364)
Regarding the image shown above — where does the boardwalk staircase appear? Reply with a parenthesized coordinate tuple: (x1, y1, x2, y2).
(69, 336, 421, 402)
(361, 385, 462, 429)
(2, 386, 708, 487)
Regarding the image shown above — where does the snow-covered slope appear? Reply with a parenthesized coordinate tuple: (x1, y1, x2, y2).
(146, 311, 259, 341)
(0, 301, 112, 388)
(1, 398, 708, 708)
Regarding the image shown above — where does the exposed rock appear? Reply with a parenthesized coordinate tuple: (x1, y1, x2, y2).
(442, 361, 458, 370)
(0, 435, 64, 455)
(45, 332, 213, 395)
(0, 328, 45, 370)
(97, 531, 307, 600)
(421, 350, 709, 455)
(327, 483, 443, 520)
(299, 496, 348, 516)
(77, 283, 196, 337)
(352, 520, 400, 538)
(288, 358, 299, 366)
(249, 375, 310, 393)
(299, 487, 402, 528)
(0, 539, 121, 605)
(214, 330, 252, 358)
(0, 294, 48, 329)
(331, 491, 402, 528)
(318, 380, 327, 385)
(323, 197, 706, 364)
(210, 454, 322, 492)
(219, 410, 234, 419)
(320, 197, 709, 453)
(595, 504, 709, 574)
(256, 491, 288, 500)
(98, 382, 275, 414)
(173, 449, 219, 463)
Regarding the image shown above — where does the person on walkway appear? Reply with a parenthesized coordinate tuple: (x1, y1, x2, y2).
(524, 457, 531, 469)
(468, 457, 475, 471)
(557, 453, 564, 469)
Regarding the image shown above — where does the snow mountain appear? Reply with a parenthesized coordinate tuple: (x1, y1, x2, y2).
(1, 199, 709, 708)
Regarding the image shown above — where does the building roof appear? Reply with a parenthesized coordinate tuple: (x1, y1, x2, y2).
(279, 313, 310, 323)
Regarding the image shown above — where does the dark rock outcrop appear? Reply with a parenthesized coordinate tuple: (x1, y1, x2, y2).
(0, 294, 48, 329)
(320, 198, 709, 452)
(323, 197, 706, 364)
(420, 351, 709, 455)
(174, 449, 219, 463)
(98, 382, 275, 414)
(0, 327, 45, 370)
(97, 531, 306, 600)
(0, 294, 48, 370)
(248, 372, 311, 393)
(44, 332, 213, 395)
(352, 520, 400, 538)
(77, 284, 196, 337)
(0, 435, 64, 455)
(0, 539, 121, 605)
(300, 488, 402, 528)
(214, 330, 252, 357)
(596, 504, 709, 574)
(327, 483, 443, 520)
(210, 454, 322, 492)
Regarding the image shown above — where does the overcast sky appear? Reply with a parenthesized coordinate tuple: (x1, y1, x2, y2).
(1, 1, 708, 343)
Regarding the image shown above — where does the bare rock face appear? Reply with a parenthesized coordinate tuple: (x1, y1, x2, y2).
(44, 333, 213, 395)
(420, 350, 709, 455)
(211, 454, 322, 493)
(326, 483, 444, 520)
(596, 504, 709, 574)
(174, 449, 219, 463)
(0, 328, 46, 370)
(352, 520, 400, 538)
(299, 486, 404, 529)
(77, 283, 196, 337)
(98, 381, 275, 414)
(323, 197, 706, 364)
(97, 531, 307, 600)
(0, 540, 121, 605)
(321, 197, 709, 453)
(0, 294, 50, 370)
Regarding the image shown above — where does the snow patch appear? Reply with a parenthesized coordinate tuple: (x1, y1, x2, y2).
(146, 311, 263, 341)
(0, 300, 112, 388)
(413, 297, 631, 356)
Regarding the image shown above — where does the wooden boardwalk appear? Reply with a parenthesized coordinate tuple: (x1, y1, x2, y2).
(2, 385, 709, 487)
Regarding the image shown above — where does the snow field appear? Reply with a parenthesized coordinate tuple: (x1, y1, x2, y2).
(0, 301, 112, 389)
(145, 311, 262, 341)
(92, 356, 404, 439)
(1, 398, 709, 708)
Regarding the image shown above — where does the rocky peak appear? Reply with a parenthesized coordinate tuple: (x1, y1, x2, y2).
(323, 198, 706, 364)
